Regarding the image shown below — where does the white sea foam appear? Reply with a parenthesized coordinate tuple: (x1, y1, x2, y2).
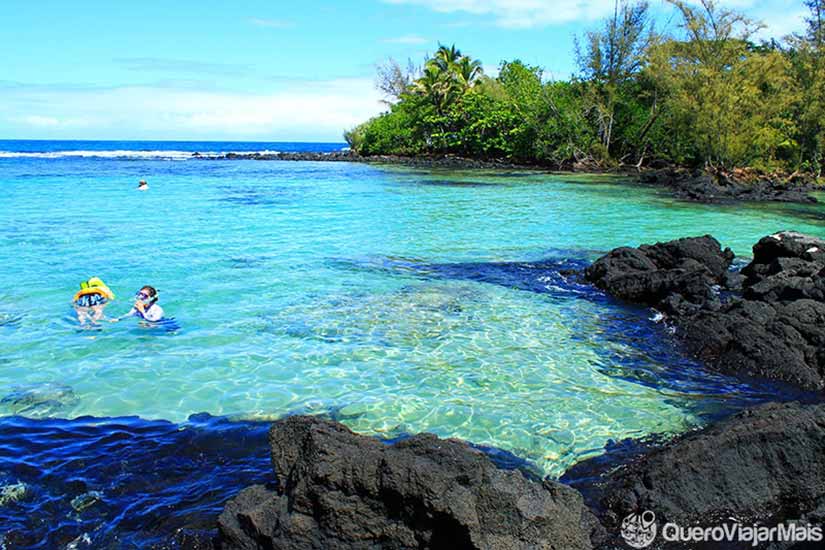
(0, 149, 298, 160)
(0, 150, 198, 160)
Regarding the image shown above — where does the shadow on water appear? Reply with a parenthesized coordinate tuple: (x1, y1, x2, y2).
(0, 411, 541, 548)
(0, 414, 272, 549)
(225, 255, 274, 269)
(328, 252, 816, 425)
(409, 179, 502, 187)
(0, 313, 22, 328)
(775, 201, 825, 224)
(213, 184, 299, 207)
(0, 297, 23, 329)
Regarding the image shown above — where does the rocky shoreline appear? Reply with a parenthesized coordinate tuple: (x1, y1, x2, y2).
(638, 166, 819, 204)
(585, 231, 825, 391)
(199, 150, 535, 170)
(197, 151, 820, 204)
(213, 231, 825, 549)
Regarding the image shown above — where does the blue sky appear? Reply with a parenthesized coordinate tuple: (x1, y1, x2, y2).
(0, 0, 810, 142)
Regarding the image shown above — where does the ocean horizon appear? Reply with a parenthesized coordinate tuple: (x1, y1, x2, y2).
(0, 139, 348, 160)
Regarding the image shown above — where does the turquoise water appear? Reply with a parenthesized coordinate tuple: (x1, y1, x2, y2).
(1, 153, 823, 476)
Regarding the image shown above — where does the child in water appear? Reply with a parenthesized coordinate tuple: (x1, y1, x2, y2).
(73, 277, 115, 326)
(111, 286, 164, 323)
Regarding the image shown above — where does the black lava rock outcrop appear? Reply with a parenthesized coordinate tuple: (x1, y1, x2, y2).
(584, 235, 734, 316)
(683, 232, 825, 391)
(594, 401, 825, 533)
(217, 415, 596, 550)
(586, 231, 825, 391)
(639, 167, 817, 203)
(209, 151, 531, 170)
(742, 231, 825, 301)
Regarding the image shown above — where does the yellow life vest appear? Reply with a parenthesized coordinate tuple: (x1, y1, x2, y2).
(73, 277, 115, 301)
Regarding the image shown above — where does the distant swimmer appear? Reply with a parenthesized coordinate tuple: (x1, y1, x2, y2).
(73, 277, 114, 326)
(137, 179, 149, 191)
(111, 286, 164, 323)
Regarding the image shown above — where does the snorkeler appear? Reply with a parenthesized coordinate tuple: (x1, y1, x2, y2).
(73, 277, 115, 325)
(111, 286, 164, 323)
(137, 179, 149, 191)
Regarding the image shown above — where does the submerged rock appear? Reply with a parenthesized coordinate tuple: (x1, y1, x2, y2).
(0, 312, 22, 328)
(0, 481, 29, 506)
(65, 533, 92, 550)
(594, 401, 825, 533)
(1, 383, 78, 416)
(70, 491, 102, 513)
(218, 415, 596, 549)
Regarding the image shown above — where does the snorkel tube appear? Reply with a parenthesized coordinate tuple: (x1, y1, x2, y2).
(135, 286, 159, 307)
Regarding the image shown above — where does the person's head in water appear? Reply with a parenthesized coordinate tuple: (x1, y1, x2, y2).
(137, 179, 149, 191)
(111, 285, 164, 323)
(135, 286, 158, 306)
(73, 276, 114, 326)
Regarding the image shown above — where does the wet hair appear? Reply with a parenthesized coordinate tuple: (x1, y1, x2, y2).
(139, 286, 159, 304)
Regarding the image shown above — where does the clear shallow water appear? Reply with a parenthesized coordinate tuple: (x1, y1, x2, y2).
(1, 143, 825, 480)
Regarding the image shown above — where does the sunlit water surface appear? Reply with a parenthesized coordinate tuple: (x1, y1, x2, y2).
(2, 151, 824, 479)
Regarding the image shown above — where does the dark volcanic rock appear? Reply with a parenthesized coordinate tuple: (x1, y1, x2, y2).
(586, 231, 825, 391)
(207, 151, 535, 170)
(639, 167, 817, 203)
(741, 231, 825, 302)
(682, 298, 825, 390)
(217, 415, 595, 550)
(681, 232, 825, 391)
(584, 235, 733, 314)
(596, 401, 825, 530)
(217, 151, 356, 162)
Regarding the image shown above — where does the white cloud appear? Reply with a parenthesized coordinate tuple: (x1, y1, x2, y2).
(382, 0, 620, 28)
(383, 0, 766, 28)
(382, 34, 429, 44)
(0, 79, 383, 141)
(754, 8, 808, 41)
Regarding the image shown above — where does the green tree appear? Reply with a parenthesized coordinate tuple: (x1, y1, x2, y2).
(786, 1, 825, 174)
(410, 45, 484, 110)
(646, 0, 796, 168)
(577, 0, 653, 156)
(454, 56, 484, 91)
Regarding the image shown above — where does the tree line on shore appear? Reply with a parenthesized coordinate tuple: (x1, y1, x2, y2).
(345, 0, 825, 176)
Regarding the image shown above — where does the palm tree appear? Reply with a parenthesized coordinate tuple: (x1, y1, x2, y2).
(432, 44, 463, 72)
(411, 44, 484, 112)
(455, 56, 484, 90)
(413, 64, 452, 111)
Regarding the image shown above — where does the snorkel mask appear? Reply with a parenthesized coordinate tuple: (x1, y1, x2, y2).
(135, 289, 158, 306)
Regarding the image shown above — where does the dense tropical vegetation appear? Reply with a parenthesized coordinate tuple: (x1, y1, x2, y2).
(345, 0, 825, 175)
